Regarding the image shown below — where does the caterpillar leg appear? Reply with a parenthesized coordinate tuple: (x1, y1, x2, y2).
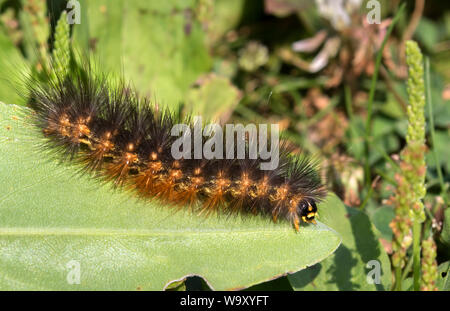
(293, 218, 300, 232)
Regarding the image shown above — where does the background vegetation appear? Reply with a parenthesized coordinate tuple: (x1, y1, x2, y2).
(0, 0, 448, 290)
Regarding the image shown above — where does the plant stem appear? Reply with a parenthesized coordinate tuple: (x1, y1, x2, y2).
(395, 267, 403, 290)
(359, 184, 374, 211)
(344, 85, 354, 121)
(374, 168, 396, 186)
(364, 3, 406, 190)
(401, 253, 414, 283)
(412, 219, 422, 290)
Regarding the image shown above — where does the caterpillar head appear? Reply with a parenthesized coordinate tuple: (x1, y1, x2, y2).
(297, 199, 318, 224)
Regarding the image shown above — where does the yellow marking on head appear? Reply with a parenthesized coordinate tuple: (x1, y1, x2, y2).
(307, 212, 315, 218)
(194, 167, 201, 175)
(127, 143, 135, 152)
(150, 152, 158, 160)
(308, 206, 313, 211)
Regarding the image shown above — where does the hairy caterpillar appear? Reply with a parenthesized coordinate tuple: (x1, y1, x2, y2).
(26, 65, 326, 231)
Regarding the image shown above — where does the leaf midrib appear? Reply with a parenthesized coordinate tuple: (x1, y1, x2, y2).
(0, 226, 332, 237)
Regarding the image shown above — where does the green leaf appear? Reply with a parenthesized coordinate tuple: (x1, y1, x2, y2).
(436, 261, 449, 291)
(425, 71, 450, 128)
(428, 130, 450, 172)
(72, 0, 212, 110)
(370, 207, 395, 240)
(0, 103, 340, 290)
(185, 74, 241, 122)
(0, 31, 29, 106)
(287, 195, 392, 290)
(207, 0, 246, 44)
(71, 0, 241, 121)
(441, 208, 450, 247)
(402, 277, 413, 291)
(380, 84, 406, 119)
(414, 18, 440, 52)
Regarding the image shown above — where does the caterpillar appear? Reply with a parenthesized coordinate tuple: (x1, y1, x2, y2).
(25, 65, 327, 231)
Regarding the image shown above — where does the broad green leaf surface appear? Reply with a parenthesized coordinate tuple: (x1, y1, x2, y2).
(288, 195, 392, 290)
(0, 103, 340, 290)
(72, 0, 212, 110)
